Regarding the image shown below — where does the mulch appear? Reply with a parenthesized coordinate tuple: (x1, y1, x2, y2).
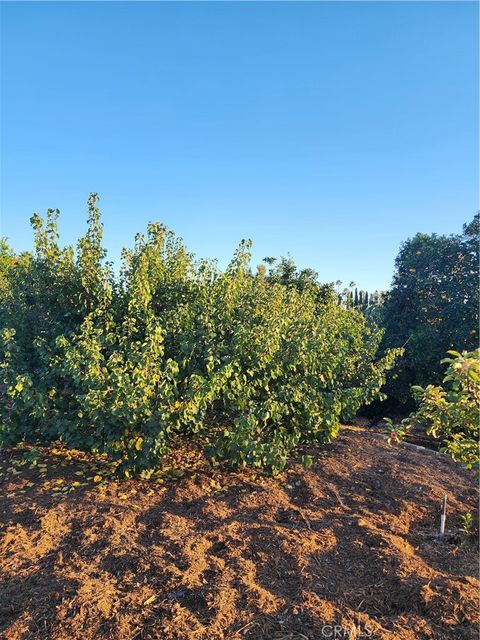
(0, 425, 478, 640)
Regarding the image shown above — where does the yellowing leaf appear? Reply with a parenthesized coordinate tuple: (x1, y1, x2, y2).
(134, 437, 143, 451)
(93, 475, 102, 483)
(143, 595, 157, 606)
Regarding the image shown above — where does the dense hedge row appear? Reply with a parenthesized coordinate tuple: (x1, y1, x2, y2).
(0, 195, 400, 474)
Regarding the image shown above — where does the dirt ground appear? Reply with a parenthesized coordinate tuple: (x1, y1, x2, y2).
(0, 425, 478, 640)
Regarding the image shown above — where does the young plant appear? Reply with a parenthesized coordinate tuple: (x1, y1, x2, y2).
(383, 416, 412, 444)
(459, 512, 474, 540)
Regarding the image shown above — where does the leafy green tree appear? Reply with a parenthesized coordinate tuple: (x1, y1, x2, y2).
(380, 215, 479, 410)
(0, 195, 401, 475)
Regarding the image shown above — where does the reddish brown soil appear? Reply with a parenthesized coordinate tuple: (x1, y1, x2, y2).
(0, 426, 478, 640)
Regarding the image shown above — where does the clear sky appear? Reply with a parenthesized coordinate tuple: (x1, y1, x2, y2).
(0, 1, 478, 291)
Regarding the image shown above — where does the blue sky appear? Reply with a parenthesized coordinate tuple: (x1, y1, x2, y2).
(1, 1, 478, 291)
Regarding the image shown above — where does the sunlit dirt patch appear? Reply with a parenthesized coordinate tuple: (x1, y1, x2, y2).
(0, 426, 478, 640)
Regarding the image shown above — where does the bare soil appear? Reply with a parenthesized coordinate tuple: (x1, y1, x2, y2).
(0, 426, 478, 640)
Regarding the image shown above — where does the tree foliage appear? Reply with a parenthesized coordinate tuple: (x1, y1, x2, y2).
(260, 256, 337, 306)
(385, 350, 480, 474)
(0, 195, 400, 475)
(379, 216, 479, 410)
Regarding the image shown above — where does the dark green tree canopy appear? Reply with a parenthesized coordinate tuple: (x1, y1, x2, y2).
(379, 214, 479, 409)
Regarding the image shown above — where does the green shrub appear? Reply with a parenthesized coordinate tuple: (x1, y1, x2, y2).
(0, 195, 400, 475)
(385, 350, 480, 474)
